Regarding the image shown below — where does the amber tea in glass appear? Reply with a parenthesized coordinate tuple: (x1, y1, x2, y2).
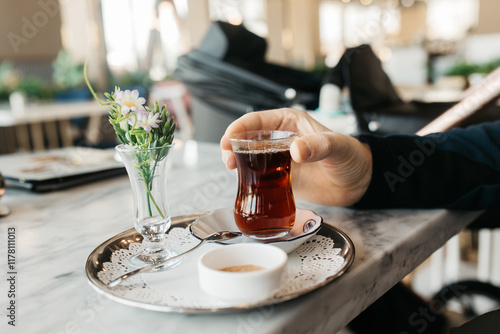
(229, 130, 298, 239)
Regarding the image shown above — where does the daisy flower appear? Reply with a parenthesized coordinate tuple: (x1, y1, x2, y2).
(139, 112, 162, 132)
(114, 89, 146, 115)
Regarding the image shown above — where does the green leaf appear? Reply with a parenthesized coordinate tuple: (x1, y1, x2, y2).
(104, 92, 114, 101)
(162, 120, 171, 136)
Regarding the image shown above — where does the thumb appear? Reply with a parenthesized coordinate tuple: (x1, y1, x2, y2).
(290, 132, 348, 163)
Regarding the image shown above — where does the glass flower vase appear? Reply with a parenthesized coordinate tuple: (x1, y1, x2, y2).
(116, 144, 181, 269)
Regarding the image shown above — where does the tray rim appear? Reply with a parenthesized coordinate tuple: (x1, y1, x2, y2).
(85, 211, 355, 313)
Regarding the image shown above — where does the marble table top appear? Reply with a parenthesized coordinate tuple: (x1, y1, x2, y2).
(0, 141, 481, 334)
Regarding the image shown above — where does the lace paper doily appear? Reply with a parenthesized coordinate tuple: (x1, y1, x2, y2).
(97, 227, 345, 309)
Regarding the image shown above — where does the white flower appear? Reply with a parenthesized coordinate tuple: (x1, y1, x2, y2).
(114, 89, 146, 115)
(139, 112, 162, 132)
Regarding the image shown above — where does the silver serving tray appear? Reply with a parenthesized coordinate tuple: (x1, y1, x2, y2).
(85, 212, 355, 313)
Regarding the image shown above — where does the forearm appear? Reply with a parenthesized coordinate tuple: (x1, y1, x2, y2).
(353, 121, 500, 210)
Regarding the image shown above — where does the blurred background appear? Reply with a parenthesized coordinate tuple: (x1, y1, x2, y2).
(2, 0, 500, 152)
(1, 1, 500, 330)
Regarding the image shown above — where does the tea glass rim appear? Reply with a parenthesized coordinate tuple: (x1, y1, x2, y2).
(228, 130, 299, 143)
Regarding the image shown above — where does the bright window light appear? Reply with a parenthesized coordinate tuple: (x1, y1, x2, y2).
(427, 0, 478, 41)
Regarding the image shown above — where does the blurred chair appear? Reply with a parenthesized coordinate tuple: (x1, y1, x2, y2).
(174, 21, 322, 143)
(417, 65, 500, 135)
(0, 118, 74, 154)
(429, 209, 500, 323)
(326, 44, 500, 136)
(0, 101, 111, 154)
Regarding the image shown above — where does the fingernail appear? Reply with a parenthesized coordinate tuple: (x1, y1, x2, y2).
(223, 151, 231, 164)
(295, 138, 312, 160)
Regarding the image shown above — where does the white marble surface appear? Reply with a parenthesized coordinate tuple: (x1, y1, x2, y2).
(0, 141, 482, 334)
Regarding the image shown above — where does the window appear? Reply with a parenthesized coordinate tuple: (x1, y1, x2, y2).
(208, 0, 268, 37)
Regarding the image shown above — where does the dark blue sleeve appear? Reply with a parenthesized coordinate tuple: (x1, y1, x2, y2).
(354, 121, 500, 210)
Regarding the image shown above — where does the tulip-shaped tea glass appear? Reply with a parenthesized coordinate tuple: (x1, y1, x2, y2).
(229, 130, 298, 239)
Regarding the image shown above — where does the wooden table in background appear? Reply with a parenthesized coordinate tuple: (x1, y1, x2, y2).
(0, 101, 109, 154)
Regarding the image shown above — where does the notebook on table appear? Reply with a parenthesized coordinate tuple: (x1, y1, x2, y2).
(0, 147, 126, 192)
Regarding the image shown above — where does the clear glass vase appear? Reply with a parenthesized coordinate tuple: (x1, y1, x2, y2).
(116, 144, 181, 269)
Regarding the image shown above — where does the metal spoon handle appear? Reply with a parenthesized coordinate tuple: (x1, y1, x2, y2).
(108, 240, 206, 288)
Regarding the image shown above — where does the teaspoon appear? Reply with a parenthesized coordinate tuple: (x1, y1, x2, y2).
(107, 230, 242, 287)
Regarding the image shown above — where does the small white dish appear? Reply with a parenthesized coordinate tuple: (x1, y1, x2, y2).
(198, 243, 288, 304)
(189, 208, 323, 253)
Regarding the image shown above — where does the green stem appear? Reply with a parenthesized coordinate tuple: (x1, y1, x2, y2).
(84, 60, 117, 108)
(139, 170, 165, 220)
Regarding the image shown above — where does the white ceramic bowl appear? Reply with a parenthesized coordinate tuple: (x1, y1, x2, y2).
(198, 244, 288, 304)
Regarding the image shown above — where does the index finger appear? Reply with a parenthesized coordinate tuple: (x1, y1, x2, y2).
(220, 108, 300, 151)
